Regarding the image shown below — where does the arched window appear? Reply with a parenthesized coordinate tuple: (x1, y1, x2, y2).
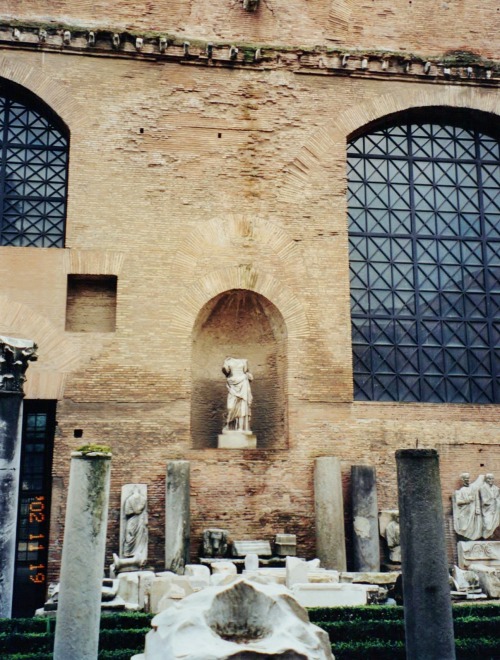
(348, 111, 500, 403)
(0, 83, 69, 247)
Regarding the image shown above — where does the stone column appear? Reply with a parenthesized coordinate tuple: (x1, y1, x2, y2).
(314, 457, 346, 571)
(351, 465, 380, 572)
(165, 460, 190, 574)
(396, 449, 455, 660)
(0, 336, 37, 618)
(53, 449, 112, 660)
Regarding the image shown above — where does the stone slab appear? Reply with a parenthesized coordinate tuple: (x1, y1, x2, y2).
(457, 541, 500, 569)
(291, 583, 368, 607)
(340, 571, 400, 585)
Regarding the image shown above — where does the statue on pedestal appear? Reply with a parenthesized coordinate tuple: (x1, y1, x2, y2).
(218, 357, 257, 448)
(222, 357, 253, 433)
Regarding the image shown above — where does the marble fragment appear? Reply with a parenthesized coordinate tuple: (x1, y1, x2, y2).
(132, 577, 334, 659)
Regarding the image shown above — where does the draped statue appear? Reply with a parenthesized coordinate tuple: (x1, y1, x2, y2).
(222, 357, 253, 433)
(112, 484, 148, 573)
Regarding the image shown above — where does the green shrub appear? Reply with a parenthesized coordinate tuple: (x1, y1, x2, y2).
(319, 619, 405, 643)
(308, 605, 404, 623)
(98, 629, 149, 650)
(0, 632, 51, 654)
(331, 639, 406, 660)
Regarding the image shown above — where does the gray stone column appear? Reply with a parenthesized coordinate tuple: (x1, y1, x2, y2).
(351, 465, 380, 572)
(396, 449, 455, 660)
(165, 460, 190, 574)
(0, 336, 37, 618)
(54, 449, 112, 660)
(314, 457, 347, 570)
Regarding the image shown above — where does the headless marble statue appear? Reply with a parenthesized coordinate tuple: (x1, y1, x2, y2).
(113, 484, 148, 573)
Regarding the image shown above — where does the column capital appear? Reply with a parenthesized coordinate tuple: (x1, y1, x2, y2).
(0, 335, 38, 395)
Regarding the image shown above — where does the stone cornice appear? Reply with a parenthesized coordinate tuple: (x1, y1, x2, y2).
(0, 20, 498, 86)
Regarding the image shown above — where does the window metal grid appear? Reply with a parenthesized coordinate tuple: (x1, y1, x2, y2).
(0, 94, 69, 247)
(348, 122, 500, 403)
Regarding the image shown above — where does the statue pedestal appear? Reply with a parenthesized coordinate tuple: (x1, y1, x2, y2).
(218, 430, 257, 449)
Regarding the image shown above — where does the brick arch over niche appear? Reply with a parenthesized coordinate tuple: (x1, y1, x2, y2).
(280, 86, 500, 201)
(191, 289, 288, 450)
(171, 264, 309, 342)
(0, 296, 81, 399)
(0, 55, 84, 129)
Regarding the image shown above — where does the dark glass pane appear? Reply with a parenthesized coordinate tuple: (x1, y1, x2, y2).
(1, 92, 68, 247)
(349, 120, 500, 403)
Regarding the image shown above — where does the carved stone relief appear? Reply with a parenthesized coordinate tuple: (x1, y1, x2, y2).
(453, 473, 500, 541)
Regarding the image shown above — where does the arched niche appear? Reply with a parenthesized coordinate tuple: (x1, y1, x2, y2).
(191, 289, 287, 449)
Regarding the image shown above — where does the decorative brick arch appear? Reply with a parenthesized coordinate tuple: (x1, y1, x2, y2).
(170, 264, 309, 341)
(170, 214, 308, 283)
(0, 295, 81, 399)
(281, 86, 500, 200)
(0, 54, 84, 129)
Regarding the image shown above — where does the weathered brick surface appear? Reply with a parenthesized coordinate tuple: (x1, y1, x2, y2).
(0, 0, 498, 587)
(2, 0, 499, 59)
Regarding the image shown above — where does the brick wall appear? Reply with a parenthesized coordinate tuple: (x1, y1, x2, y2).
(0, 22, 497, 585)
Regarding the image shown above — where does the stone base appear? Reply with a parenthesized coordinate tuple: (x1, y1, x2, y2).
(217, 431, 257, 449)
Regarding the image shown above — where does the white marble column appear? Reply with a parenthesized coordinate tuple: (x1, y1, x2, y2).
(53, 449, 112, 660)
(0, 336, 37, 618)
(165, 460, 190, 574)
(314, 457, 347, 570)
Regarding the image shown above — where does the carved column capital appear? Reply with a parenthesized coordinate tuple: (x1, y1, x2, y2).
(0, 335, 38, 394)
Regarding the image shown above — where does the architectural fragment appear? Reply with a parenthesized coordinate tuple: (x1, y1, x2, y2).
(165, 461, 190, 574)
(315, 457, 347, 570)
(351, 465, 380, 571)
(0, 336, 37, 618)
(396, 449, 455, 660)
(132, 577, 334, 659)
(53, 449, 112, 660)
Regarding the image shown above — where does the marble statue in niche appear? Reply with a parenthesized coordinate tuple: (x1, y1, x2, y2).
(217, 357, 257, 448)
(112, 484, 148, 573)
(222, 357, 253, 433)
(453, 473, 485, 540)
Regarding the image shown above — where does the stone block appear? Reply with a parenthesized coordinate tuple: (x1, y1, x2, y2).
(210, 561, 237, 575)
(291, 583, 368, 607)
(275, 534, 297, 557)
(244, 553, 259, 570)
(286, 556, 308, 588)
(474, 566, 500, 598)
(217, 431, 257, 449)
(231, 540, 272, 557)
(149, 574, 174, 614)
